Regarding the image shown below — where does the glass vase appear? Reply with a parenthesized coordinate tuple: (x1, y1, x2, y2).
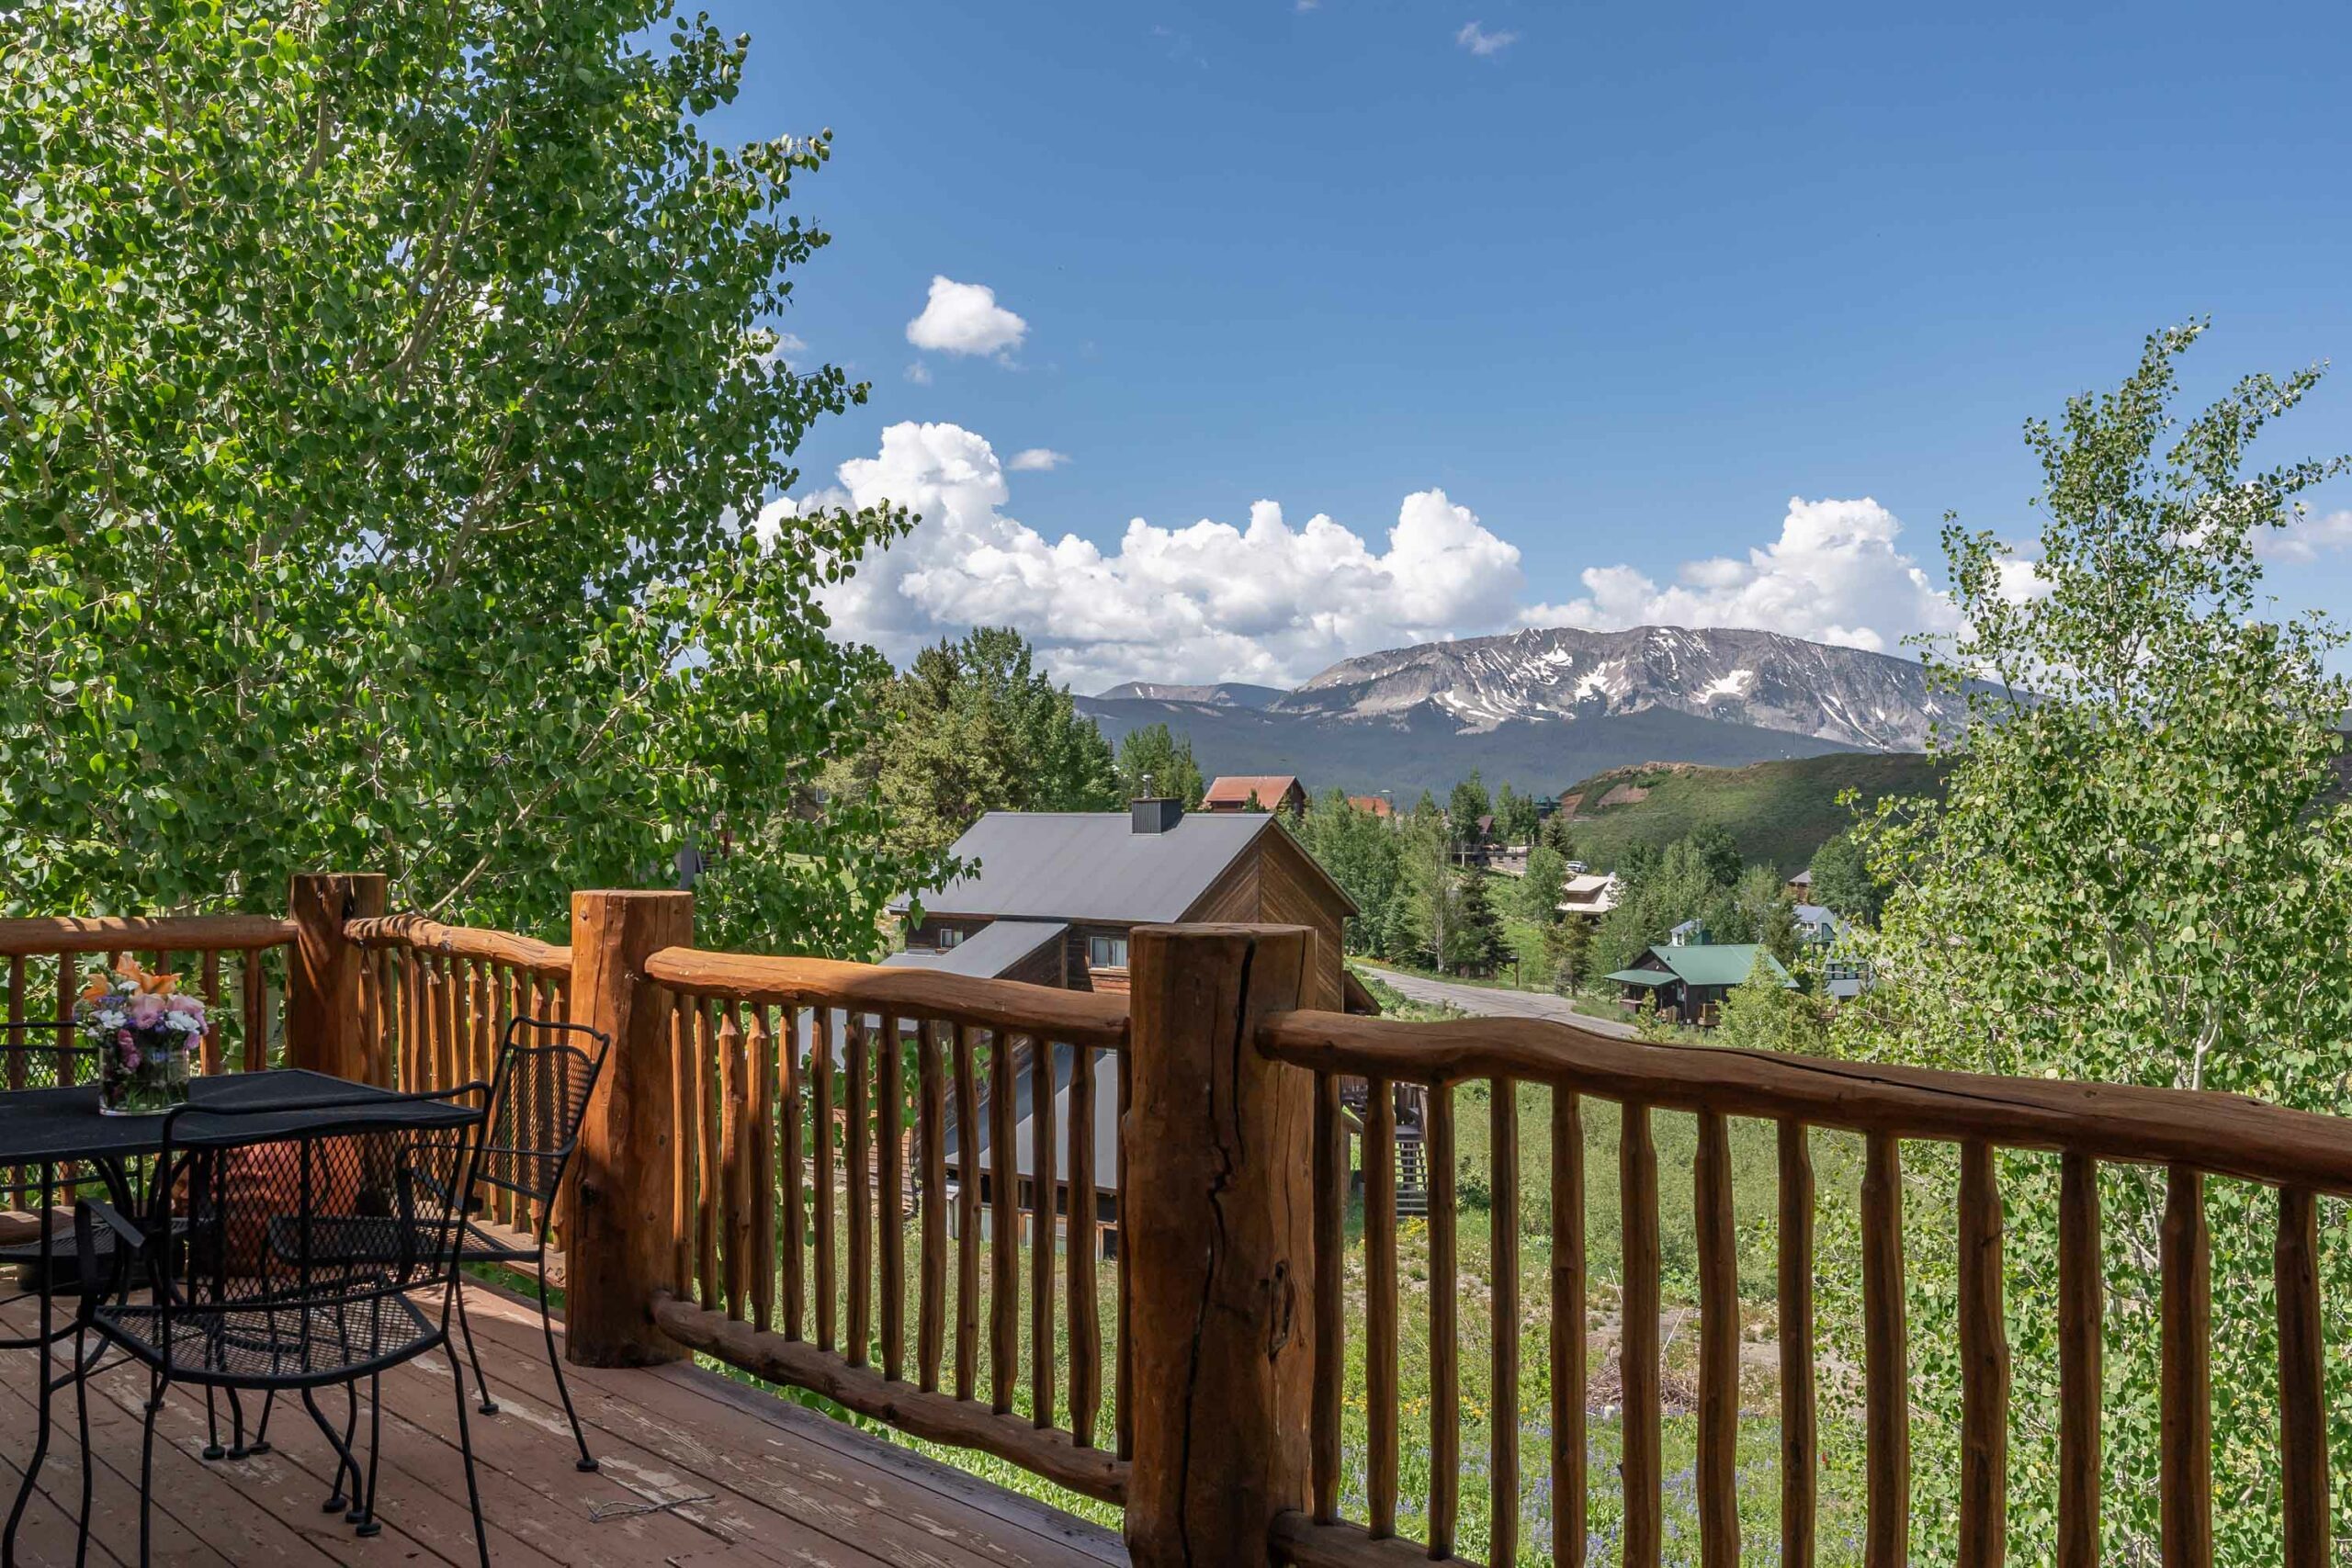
(98, 1032, 195, 1116)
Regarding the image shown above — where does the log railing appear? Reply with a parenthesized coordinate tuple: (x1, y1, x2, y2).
(343, 911, 575, 1243)
(638, 943, 1134, 1506)
(0, 913, 297, 1076)
(34, 884, 2352, 1568)
(1251, 1008, 2352, 1568)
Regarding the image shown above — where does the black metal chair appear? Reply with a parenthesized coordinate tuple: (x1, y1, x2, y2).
(451, 1017, 609, 1472)
(73, 1086, 491, 1567)
(0, 1022, 104, 1302)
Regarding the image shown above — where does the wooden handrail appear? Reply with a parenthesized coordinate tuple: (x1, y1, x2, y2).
(0, 914, 295, 958)
(344, 913, 571, 975)
(641, 946, 1130, 1051)
(1257, 1009, 2352, 1195)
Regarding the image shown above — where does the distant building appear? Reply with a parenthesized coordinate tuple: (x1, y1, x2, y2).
(1785, 867, 1814, 900)
(1203, 774, 1308, 815)
(891, 796, 1357, 1006)
(1603, 942, 1794, 1027)
(1792, 902, 1844, 946)
(1556, 871, 1622, 920)
(888, 797, 1374, 1248)
(1345, 794, 1396, 820)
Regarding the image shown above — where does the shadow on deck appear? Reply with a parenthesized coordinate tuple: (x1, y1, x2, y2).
(0, 1281, 1128, 1567)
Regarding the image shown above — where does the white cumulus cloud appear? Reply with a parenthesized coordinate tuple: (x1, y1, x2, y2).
(1007, 447, 1071, 472)
(783, 427, 1980, 687)
(783, 422, 1524, 691)
(1455, 20, 1517, 55)
(1517, 496, 1962, 654)
(905, 276, 1027, 358)
(2257, 508, 2352, 563)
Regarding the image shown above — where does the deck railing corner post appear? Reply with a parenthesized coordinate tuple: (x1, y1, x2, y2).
(1123, 921, 1317, 1568)
(287, 871, 388, 1080)
(567, 887, 695, 1369)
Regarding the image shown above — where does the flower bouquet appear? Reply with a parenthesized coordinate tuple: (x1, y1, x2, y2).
(76, 960, 206, 1115)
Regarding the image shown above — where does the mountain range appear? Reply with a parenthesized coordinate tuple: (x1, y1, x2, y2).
(1078, 625, 1972, 796)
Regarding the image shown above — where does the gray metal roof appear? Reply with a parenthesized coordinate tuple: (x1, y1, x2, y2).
(900, 811, 1278, 924)
(881, 918, 1068, 978)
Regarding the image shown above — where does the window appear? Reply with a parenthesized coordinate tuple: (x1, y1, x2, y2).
(935, 926, 965, 950)
(1088, 934, 1129, 969)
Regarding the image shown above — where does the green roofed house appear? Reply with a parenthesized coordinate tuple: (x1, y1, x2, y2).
(1604, 939, 1795, 1028)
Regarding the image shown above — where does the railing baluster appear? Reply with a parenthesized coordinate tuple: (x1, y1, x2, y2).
(2057, 1151, 2102, 1568)
(696, 996, 722, 1314)
(485, 964, 510, 1220)
(469, 956, 492, 1094)
(1552, 1088, 1586, 1568)
(667, 991, 693, 1300)
(436, 953, 458, 1090)
(2277, 1185, 2327, 1568)
(751, 1005, 778, 1335)
(6, 957, 23, 1092)
(524, 971, 548, 1231)
(846, 1012, 872, 1367)
(59, 957, 79, 1071)
(198, 950, 222, 1076)
(879, 1013, 906, 1382)
(1364, 1074, 1398, 1539)
(1959, 1139, 2008, 1568)
(1115, 1043, 1134, 1461)
(1622, 1100, 1661, 1568)
(812, 1008, 837, 1352)
(953, 1021, 981, 1399)
(2160, 1165, 2211, 1568)
(779, 1008, 805, 1342)
(1862, 1131, 1909, 1568)
(989, 1027, 1018, 1413)
(1068, 1040, 1101, 1448)
(918, 1018, 947, 1392)
(1426, 1082, 1459, 1557)
(1695, 1108, 1738, 1567)
(720, 1001, 750, 1321)
(1490, 1077, 1521, 1565)
(1030, 1035, 1057, 1429)
(401, 949, 422, 1093)
(1310, 1069, 1343, 1523)
(1780, 1121, 1816, 1568)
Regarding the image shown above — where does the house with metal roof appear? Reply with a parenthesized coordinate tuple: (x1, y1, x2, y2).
(886, 795, 1371, 1247)
(888, 795, 1360, 1010)
(1792, 902, 1845, 946)
(1603, 942, 1795, 1027)
(1556, 870, 1621, 921)
(1202, 773, 1308, 814)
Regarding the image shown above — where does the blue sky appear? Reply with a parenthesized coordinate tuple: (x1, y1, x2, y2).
(702, 1, 2352, 690)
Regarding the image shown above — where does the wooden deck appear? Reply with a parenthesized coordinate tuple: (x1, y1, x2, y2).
(0, 1281, 1128, 1567)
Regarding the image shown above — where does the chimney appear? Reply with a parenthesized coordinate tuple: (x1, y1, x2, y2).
(1131, 774, 1184, 835)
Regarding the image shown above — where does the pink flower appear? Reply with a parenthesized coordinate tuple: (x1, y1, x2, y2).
(127, 993, 166, 1029)
(166, 993, 203, 1017)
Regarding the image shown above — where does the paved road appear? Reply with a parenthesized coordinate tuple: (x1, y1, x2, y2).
(1361, 966, 1642, 1038)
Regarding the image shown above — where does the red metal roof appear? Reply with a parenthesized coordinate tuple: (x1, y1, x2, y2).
(1203, 774, 1302, 808)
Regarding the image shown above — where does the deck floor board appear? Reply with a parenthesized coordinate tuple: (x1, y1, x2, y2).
(0, 1286, 1126, 1568)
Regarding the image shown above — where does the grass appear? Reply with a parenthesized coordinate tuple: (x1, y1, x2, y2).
(1559, 752, 1945, 875)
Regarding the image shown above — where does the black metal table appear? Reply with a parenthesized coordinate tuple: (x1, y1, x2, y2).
(0, 1070, 448, 1565)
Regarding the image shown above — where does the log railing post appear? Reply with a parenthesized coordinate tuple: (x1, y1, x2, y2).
(287, 872, 387, 1080)
(1123, 922, 1314, 1568)
(568, 888, 695, 1369)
